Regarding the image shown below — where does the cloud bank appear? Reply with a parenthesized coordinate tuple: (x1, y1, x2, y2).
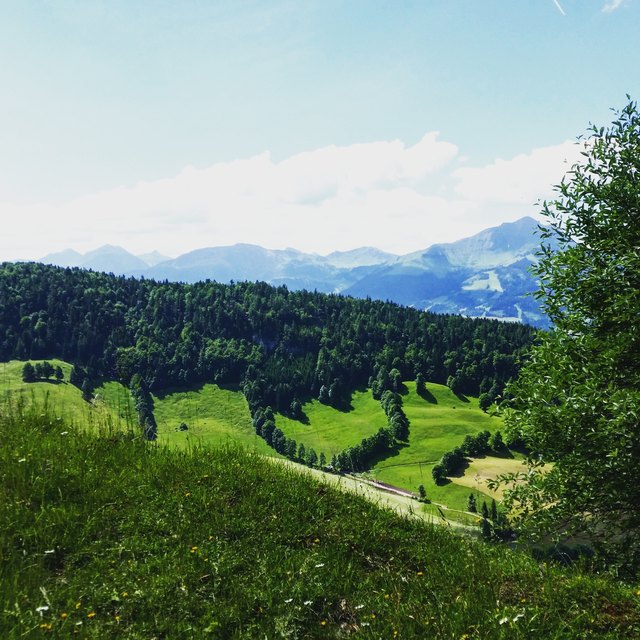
(2, 134, 581, 261)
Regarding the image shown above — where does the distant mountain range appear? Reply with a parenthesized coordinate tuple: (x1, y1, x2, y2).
(39, 216, 548, 326)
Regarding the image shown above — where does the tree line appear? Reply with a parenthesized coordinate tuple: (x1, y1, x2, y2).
(1, 262, 535, 446)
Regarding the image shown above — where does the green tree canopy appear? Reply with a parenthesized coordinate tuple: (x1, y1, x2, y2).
(501, 98, 640, 574)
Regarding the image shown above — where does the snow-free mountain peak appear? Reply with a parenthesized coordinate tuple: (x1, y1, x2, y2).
(36, 217, 549, 326)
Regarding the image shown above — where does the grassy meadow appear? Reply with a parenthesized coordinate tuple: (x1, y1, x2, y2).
(2, 399, 639, 638)
(1, 362, 523, 517)
(152, 382, 275, 456)
(367, 381, 508, 511)
(275, 389, 387, 460)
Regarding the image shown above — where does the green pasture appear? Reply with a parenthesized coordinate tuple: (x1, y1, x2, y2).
(275, 388, 387, 459)
(152, 382, 275, 455)
(367, 381, 502, 511)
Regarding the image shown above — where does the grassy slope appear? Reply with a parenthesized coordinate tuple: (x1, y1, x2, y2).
(368, 381, 502, 511)
(0, 360, 131, 430)
(152, 383, 275, 456)
(275, 389, 387, 460)
(1, 363, 523, 515)
(0, 361, 273, 456)
(2, 403, 639, 639)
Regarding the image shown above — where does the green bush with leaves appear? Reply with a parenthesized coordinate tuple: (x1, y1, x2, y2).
(500, 97, 640, 575)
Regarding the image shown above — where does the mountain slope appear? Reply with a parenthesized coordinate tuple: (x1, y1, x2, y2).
(345, 217, 547, 325)
(37, 217, 549, 325)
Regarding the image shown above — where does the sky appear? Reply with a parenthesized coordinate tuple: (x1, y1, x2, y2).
(1, 0, 639, 261)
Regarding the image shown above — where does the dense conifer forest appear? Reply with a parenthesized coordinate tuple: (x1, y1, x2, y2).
(0, 262, 534, 457)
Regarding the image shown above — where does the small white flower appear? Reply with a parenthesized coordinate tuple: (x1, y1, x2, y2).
(355, 604, 364, 610)
(513, 613, 524, 623)
(304, 600, 312, 606)
(36, 606, 49, 617)
(284, 598, 293, 603)
(315, 563, 325, 568)
(44, 549, 55, 555)
(60, 431, 69, 436)
(499, 616, 509, 625)
(18, 458, 26, 463)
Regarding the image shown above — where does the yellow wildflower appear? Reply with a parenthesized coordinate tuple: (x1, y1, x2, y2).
(87, 612, 96, 619)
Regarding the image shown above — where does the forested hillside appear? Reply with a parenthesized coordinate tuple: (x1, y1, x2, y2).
(0, 262, 534, 468)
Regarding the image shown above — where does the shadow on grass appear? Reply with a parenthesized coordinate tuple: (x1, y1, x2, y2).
(490, 448, 515, 460)
(323, 384, 371, 413)
(453, 392, 470, 403)
(417, 386, 437, 404)
(153, 380, 242, 400)
(366, 441, 409, 467)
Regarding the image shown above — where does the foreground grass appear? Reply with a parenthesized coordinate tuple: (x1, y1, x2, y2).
(2, 401, 639, 638)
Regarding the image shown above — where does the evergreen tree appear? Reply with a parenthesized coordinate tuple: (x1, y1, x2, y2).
(415, 372, 426, 396)
(481, 501, 489, 520)
(318, 385, 329, 404)
(81, 379, 92, 402)
(432, 464, 447, 485)
(491, 499, 498, 522)
(41, 361, 54, 379)
(69, 365, 83, 387)
(489, 431, 504, 451)
(478, 392, 492, 412)
(54, 365, 64, 382)
(306, 448, 318, 467)
(481, 517, 492, 541)
(21, 362, 36, 383)
(467, 494, 477, 513)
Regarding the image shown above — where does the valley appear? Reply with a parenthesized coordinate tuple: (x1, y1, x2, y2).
(1, 358, 516, 523)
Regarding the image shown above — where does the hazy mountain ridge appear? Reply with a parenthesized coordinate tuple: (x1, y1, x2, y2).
(40, 245, 170, 272)
(38, 216, 548, 326)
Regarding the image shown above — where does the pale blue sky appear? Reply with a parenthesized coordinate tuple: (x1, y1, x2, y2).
(1, 1, 638, 259)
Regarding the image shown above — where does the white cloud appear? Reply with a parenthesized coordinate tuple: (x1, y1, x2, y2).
(453, 140, 582, 206)
(0, 134, 580, 261)
(602, 0, 625, 12)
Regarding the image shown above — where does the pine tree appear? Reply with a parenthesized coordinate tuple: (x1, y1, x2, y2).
(481, 501, 489, 520)
(467, 494, 477, 513)
(481, 517, 492, 541)
(21, 362, 36, 383)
